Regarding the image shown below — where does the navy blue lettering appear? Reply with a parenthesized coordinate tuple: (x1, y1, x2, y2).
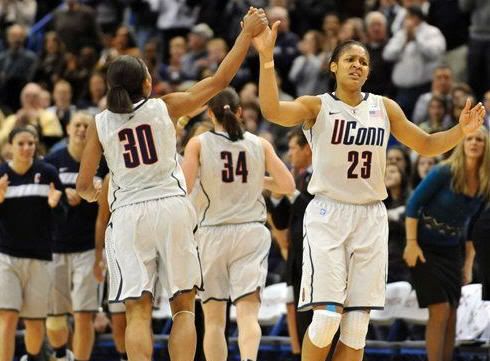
(354, 128, 367, 145)
(331, 119, 344, 144)
(343, 121, 357, 145)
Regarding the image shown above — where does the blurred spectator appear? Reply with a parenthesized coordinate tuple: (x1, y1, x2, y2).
(363, 11, 394, 96)
(52, 0, 102, 54)
(126, 0, 158, 51)
(239, 82, 258, 104)
(93, 0, 124, 36)
(459, 0, 490, 100)
(419, 96, 453, 133)
(468, 201, 490, 299)
(390, 0, 429, 35)
(338, 17, 366, 43)
(321, 12, 340, 56)
(39, 89, 51, 109)
(427, 0, 469, 83)
(411, 154, 438, 189)
(378, 0, 402, 36)
(77, 72, 106, 116)
(158, 36, 188, 89)
(266, 6, 300, 96)
(149, 0, 199, 62)
(194, 0, 229, 41)
(0, 0, 37, 30)
(412, 65, 453, 124)
(387, 145, 412, 179)
(0, 83, 63, 149)
(47, 79, 77, 134)
(289, 0, 336, 37)
(223, 0, 268, 45)
(384, 163, 410, 283)
(0, 24, 38, 113)
(451, 82, 473, 109)
(35, 31, 67, 91)
(404, 127, 490, 361)
(97, 26, 142, 71)
(181, 23, 213, 80)
(241, 101, 262, 134)
(383, 5, 446, 117)
(64, 47, 98, 103)
(289, 30, 329, 96)
(200, 38, 228, 78)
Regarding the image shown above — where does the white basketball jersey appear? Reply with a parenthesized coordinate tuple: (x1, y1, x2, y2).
(197, 131, 266, 226)
(304, 92, 390, 204)
(96, 98, 186, 211)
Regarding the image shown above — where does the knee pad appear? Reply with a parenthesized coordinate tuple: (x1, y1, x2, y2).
(46, 315, 67, 331)
(307, 309, 341, 348)
(339, 311, 370, 350)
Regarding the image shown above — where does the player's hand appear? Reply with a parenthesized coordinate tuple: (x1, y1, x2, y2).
(251, 20, 281, 57)
(48, 182, 62, 208)
(459, 98, 486, 135)
(93, 254, 106, 283)
(241, 7, 268, 38)
(94, 311, 111, 333)
(65, 187, 82, 207)
(403, 241, 426, 267)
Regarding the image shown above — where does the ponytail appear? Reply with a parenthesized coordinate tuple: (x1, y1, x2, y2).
(222, 105, 244, 142)
(208, 87, 243, 142)
(106, 86, 133, 114)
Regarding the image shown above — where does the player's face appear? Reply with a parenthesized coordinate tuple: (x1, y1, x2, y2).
(68, 116, 90, 145)
(464, 129, 486, 161)
(331, 45, 369, 90)
(417, 156, 436, 179)
(384, 164, 401, 188)
(11, 132, 36, 162)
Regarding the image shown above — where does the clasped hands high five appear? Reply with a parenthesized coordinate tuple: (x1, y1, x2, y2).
(241, 7, 281, 58)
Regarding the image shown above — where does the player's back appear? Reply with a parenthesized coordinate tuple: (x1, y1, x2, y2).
(96, 98, 186, 211)
(197, 130, 266, 226)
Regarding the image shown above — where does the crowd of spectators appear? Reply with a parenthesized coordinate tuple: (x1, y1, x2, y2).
(0, 0, 490, 358)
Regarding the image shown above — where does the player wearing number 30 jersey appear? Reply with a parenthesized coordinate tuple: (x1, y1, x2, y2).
(76, 7, 270, 359)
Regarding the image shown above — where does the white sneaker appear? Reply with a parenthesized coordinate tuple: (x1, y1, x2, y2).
(19, 355, 28, 361)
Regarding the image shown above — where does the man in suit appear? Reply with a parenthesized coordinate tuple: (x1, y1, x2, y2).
(269, 127, 313, 360)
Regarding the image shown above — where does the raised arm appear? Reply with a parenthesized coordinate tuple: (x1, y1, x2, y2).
(261, 138, 295, 194)
(181, 136, 201, 193)
(252, 22, 320, 127)
(162, 9, 268, 121)
(76, 122, 103, 202)
(385, 97, 486, 156)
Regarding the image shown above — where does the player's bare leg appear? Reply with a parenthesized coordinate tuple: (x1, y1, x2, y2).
(111, 313, 127, 359)
(169, 289, 197, 361)
(73, 312, 95, 360)
(24, 319, 45, 356)
(286, 303, 301, 355)
(202, 300, 227, 361)
(332, 342, 364, 361)
(236, 292, 262, 361)
(125, 292, 153, 361)
(0, 310, 18, 361)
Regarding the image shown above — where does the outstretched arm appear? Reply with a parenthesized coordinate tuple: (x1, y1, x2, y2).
(386, 97, 486, 156)
(253, 23, 320, 127)
(162, 9, 268, 121)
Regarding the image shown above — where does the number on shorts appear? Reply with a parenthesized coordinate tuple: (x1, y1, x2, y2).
(347, 150, 372, 179)
(221, 151, 248, 183)
(119, 124, 158, 168)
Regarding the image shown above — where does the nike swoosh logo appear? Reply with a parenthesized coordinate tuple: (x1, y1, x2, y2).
(329, 111, 340, 115)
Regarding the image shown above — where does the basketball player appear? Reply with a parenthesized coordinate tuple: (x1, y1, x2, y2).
(76, 9, 268, 361)
(251, 22, 486, 361)
(182, 88, 295, 361)
(0, 127, 63, 361)
(44, 112, 107, 361)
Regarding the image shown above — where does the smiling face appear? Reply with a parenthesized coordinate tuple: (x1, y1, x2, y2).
(330, 44, 370, 91)
(67, 113, 91, 147)
(11, 131, 36, 163)
(384, 163, 402, 188)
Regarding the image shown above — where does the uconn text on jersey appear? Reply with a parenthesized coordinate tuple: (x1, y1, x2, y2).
(331, 119, 385, 146)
